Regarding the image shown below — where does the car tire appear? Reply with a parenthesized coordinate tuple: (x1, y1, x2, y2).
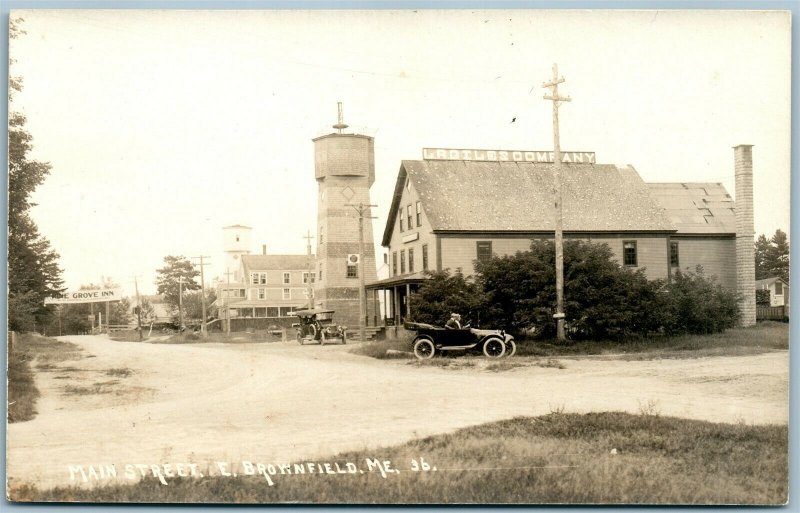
(504, 339, 517, 357)
(413, 338, 436, 360)
(483, 337, 506, 358)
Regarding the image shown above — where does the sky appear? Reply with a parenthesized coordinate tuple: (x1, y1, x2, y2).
(9, 9, 791, 296)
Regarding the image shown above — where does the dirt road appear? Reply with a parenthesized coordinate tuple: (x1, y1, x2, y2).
(7, 335, 788, 489)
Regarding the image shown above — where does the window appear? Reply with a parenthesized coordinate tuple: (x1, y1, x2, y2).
(319, 266, 323, 282)
(267, 307, 279, 318)
(319, 226, 324, 245)
(258, 288, 265, 299)
(303, 272, 316, 284)
(775, 282, 783, 295)
(416, 201, 422, 226)
(400, 250, 406, 274)
(623, 241, 638, 266)
(393, 252, 398, 276)
(255, 307, 266, 317)
(669, 242, 679, 267)
(476, 241, 493, 263)
(399, 215, 404, 232)
(283, 272, 291, 284)
(283, 288, 290, 300)
(347, 264, 358, 278)
(251, 273, 259, 285)
(408, 248, 415, 273)
(260, 273, 267, 284)
(279, 306, 293, 317)
(422, 244, 429, 271)
(407, 205, 413, 230)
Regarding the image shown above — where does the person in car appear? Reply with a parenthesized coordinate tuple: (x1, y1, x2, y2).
(445, 313, 462, 329)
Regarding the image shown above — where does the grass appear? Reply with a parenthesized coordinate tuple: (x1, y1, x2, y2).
(106, 368, 133, 377)
(350, 337, 413, 359)
(515, 321, 788, 360)
(10, 412, 787, 504)
(8, 333, 82, 423)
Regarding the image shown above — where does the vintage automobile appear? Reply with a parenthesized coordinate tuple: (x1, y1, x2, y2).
(292, 309, 347, 345)
(404, 321, 516, 359)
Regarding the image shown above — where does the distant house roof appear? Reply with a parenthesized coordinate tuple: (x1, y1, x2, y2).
(242, 254, 315, 273)
(756, 277, 788, 288)
(646, 183, 736, 235)
(383, 160, 675, 245)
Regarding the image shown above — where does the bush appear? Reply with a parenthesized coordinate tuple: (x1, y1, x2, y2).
(756, 289, 771, 307)
(475, 240, 665, 338)
(407, 269, 485, 326)
(661, 267, 740, 335)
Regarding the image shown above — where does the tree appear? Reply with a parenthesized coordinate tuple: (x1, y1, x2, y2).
(755, 229, 789, 282)
(155, 256, 201, 314)
(407, 270, 485, 326)
(8, 16, 64, 331)
(138, 298, 156, 325)
(180, 289, 217, 323)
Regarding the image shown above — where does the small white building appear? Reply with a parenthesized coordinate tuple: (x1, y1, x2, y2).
(756, 277, 790, 307)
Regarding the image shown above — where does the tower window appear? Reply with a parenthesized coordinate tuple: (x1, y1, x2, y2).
(399, 215, 404, 232)
(416, 202, 422, 226)
(623, 241, 638, 266)
(422, 244, 429, 271)
(346, 264, 358, 278)
(408, 248, 415, 273)
(407, 205, 413, 230)
(400, 250, 406, 274)
(392, 252, 398, 276)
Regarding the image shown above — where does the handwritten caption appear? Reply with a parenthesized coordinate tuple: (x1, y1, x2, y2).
(68, 458, 437, 486)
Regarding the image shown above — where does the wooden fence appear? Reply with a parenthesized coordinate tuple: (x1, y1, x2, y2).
(756, 305, 788, 321)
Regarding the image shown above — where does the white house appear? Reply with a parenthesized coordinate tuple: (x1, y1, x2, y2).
(756, 277, 789, 307)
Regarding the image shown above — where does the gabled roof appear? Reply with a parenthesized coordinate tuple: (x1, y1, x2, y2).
(756, 277, 788, 288)
(646, 183, 736, 235)
(382, 160, 675, 245)
(241, 254, 315, 273)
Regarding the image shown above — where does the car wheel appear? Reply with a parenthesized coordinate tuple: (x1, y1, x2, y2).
(504, 339, 517, 357)
(483, 337, 506, 358)
(413, 338, 435, 360)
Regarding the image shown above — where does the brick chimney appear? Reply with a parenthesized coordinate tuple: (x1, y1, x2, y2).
(734, 145, 756, 326)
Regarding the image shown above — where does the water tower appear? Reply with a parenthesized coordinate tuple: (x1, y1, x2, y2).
(222, 224, 252, 282)
(313, 104, 378, 327)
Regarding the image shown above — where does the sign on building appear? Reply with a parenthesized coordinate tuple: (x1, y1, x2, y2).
(44, 287, 123, 304)
(422, 147, 596, 164)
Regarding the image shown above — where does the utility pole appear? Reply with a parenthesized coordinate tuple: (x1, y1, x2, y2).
(178, 276, 184, 332)
(303, 230, 315, 309)
(134, 276, 143, 341)
(192, 256, 211, 337)
(543, 63, 571, 342)
(345, 202, 378, 342)
(224, 269, 234, 336)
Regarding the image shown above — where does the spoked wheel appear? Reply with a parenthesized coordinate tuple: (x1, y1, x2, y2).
(483, 337, 506, 358)
(413, 338, 436, 360)
(503, 339, 517, 357)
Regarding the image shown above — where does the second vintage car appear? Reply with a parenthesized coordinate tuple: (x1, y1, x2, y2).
(404, 321, 516, 359)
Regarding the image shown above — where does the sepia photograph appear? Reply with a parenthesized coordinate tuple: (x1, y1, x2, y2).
(5, 8, 792, 505)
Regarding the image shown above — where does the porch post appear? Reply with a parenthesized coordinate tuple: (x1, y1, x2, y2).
(405, 283, 411, 318)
